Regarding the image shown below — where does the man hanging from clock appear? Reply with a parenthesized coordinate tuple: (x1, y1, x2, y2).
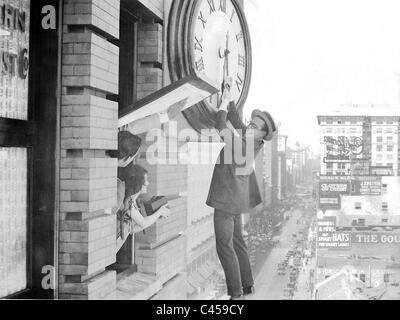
(206, 77, 277, 300)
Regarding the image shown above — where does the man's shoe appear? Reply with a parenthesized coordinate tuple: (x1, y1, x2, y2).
(243, 286, 255, 296)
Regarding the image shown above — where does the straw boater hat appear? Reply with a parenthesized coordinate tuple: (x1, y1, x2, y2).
(251, 110, 277, 141)
(118, 131, 142, 159)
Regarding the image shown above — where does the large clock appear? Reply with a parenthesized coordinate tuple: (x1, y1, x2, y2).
(168, 0, 252, 132)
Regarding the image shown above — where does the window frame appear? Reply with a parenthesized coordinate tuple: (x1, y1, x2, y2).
(1, 0, 62, 299)
(117, 9, 139, 111)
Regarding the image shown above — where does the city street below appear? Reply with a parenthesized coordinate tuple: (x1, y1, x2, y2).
(248, 207, 314, 300)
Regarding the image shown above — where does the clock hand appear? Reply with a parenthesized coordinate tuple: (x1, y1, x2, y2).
(219, 32, 232, 105)
(225, 31, 230, 78)
(222, 32, 231, 93)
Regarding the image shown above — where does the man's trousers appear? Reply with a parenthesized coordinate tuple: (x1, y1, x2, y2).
(214, 210, 254, 298)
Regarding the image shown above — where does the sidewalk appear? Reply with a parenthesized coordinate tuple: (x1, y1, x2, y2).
(293, 259, 314, 300)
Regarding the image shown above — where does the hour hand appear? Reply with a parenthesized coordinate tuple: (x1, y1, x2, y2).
(219, 47, 228, 59)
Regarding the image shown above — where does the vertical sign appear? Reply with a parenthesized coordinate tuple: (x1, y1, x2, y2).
(0, 0, 30, 120)
(0, 0, 30, 298)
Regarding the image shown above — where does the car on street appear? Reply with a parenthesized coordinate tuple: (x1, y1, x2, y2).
(287, 285, 297, 292)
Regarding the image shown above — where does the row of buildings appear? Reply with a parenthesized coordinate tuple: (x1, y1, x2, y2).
(315, 105, 400, 299)
(253, 131, 316, 214)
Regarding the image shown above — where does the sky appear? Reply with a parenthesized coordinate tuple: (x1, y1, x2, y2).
(244, 0, 400, 153)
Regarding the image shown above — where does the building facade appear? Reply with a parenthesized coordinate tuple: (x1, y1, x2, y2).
(318, 106, 400, 177)
(0, 0, 251, 300)
(316, 106, 400, 296)
(277, 135, 288, 200)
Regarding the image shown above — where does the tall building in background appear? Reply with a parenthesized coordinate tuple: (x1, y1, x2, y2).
(254, 128, 280, 211)
(277, 135, 288, 200)
(315, 105, 400, 296)
(318, 105, 400, 177)
(286, 142, 314, 189)
(271, 132, 279, 204)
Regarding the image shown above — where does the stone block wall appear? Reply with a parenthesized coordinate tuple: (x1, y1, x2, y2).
(58, 0, 120, 300)
(136, 21, 163, 100)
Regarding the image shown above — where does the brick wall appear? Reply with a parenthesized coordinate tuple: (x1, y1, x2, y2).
(136, 21, 163, 100)
(136, 147, 188, 245)
(185, 143, 221, 262)
(133, 140, 188, 286)
(59, 0, 120, 300)
(134, 140, 224, 297)
(136, 236, 186, 285)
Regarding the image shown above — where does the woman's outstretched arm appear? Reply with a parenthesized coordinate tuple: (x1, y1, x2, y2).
(129, 204, 170, 231)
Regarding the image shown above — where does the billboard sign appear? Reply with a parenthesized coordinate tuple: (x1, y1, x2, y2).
(319, 195, 341, 210)
(319, 181, 350, 195)
(324, 136, 363, 157)
(352, 233, 400, 244)
(323, 154, 351, 163)
(351, 160, 370, 176)
(0, 0, 30, 121)
(317, 217, 351, 250)
(351, 176, 381, 196)
(319, 175, 351, 181)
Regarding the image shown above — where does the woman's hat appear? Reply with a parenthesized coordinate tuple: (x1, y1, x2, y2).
(251, 110, 277, 141)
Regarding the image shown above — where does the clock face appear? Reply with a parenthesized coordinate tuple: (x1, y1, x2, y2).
(191, 0, 250, 109)
(167, 0, 252, 132)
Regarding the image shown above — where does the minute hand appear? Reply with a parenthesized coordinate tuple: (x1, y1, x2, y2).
(222, 32, 230, 94)
(225, 32, 230, 78)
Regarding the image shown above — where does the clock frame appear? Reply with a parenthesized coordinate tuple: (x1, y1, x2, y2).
(167, 0, 252, 132)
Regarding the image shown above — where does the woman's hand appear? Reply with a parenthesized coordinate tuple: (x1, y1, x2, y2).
(158, 205, 171, 219)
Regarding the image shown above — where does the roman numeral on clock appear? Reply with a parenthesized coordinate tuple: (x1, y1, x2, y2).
(195, 57, 205, 72)
(236, 74, 244, 92)
(207, 0, 216, 13)
(194, 36, 203, 52)
(236, 30, 244, 42)
(238, 54, 246, 67)
(220, 0, 227, 13)
(198, 11, 207, 29)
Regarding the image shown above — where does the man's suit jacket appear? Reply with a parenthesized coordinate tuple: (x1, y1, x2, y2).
(206, 103, 264, 215)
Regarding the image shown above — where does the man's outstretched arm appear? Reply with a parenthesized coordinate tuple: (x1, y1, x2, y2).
(227, 102, 247, 131)
(214, 94, 231, 132)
